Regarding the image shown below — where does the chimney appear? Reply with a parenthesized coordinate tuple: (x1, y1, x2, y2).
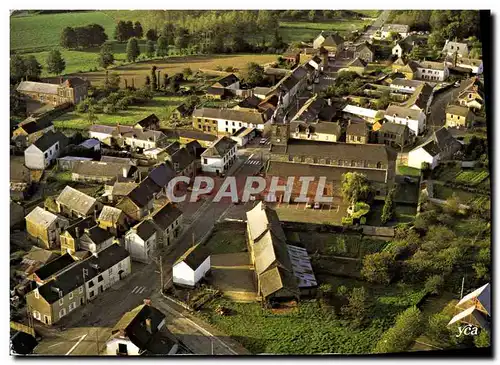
(75, 227, 80, 238)
(122, 167, 128, 178)
(328, 98, 332, 106)
(145, 318, 152, 334)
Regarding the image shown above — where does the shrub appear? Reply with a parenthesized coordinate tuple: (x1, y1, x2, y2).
(361, 252, 395, 284)
(373, 306, 422, 353)
(342, 216, 354, 226)
(424, 275, 444, 295)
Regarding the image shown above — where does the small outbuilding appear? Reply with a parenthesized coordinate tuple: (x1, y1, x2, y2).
(172, 243, 210, 288)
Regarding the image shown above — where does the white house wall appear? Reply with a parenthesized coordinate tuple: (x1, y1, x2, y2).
(172, 261, 195, 287)
(193, 257, 211, 284)
(408, 148, 436, 169)
(106, 338, 141, 356)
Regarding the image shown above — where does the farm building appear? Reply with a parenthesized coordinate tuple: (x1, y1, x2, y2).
(55, 186, 101, 219)
(25, 207, 69, 250)
(230, 127, 256, 147)
(16, 77, 89, 106)
(172, 243, 211, 288)
(407, 127, 461, 169)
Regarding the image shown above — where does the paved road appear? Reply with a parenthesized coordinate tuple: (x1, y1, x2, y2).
(356, 10, 391, 43)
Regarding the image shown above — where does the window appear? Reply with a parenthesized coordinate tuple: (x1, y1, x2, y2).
(44, 152, 48, 158)
(207, 126, 211, 132)
(79, 286, 83, 294)
(69, 302, 76, 312)
(226, 121, 228, 125)
(88, 281, 95, 288)
(377, 162, 382, 169)
(118, 343, 128, 355)
(89, 291, 94, 298)
(55, 144, 59, 151)
(59, 308, 66, 318)
(34, 290, 39, 299)
(59, 298, 64, 305)
(203, 158, 208, 164)
(97, 275, 103, 283)
(69, 292, 73, 300)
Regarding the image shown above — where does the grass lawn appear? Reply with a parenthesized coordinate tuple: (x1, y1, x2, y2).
(432, 184, 476, 203)
(53, 95, 186, 130)
(203, 224, 247, 255)
(10, 11, 116, 52)
(279, 19, 371, 43)
(397, 165, 421, 177)
(273, 200, 348, 225)
(198, 281, 426, 354)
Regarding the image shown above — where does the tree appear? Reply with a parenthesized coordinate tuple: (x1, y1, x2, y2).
(308, 10, 316, 22)
(271, 28, 284, 50)
(156, 36, 169, 57)
(115, 20, 128, 42)
(10, 53, 26, 82)
(146, 29, 159, 42)
(381, 187, 396, 224)
(60, 27, 77, 49)
(86, 99, 98, 125)
(98, 41, 115, 68)
(427, 30, 446, 50)
(341, 287, 367, 328)
(341, 172, 373, 204)
(244, 62, 264, 87)
(361, 252, 395, 284)
(133, 21, 144, 39)
(151, 65, 158, 91)
(162, 23, 176, 45)
(163, 73, 169, 89)
(126, 37, 140, 62)
(125, 21, 135, 39)
(46, 50, 66, 75)
(146, 40, 156, 58)
(424, 275, 444, 295)
(183, 67, 193, 79)
(474, 330, 490, 348)
(23, 55, 42, 80)
(387, 31, 401, 41)
(145, 75, 151, 86)
(103, 71, 120, 92)
(373, 306, 422, 353)
(174, 28, 189, 53)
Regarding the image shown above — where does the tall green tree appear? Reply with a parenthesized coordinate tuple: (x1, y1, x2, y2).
(133, 21, 144, 39)
(125, 21, 135, 39)
(46, 50, 66, 75)
(115, 20, 128, 42)
(10, 53, 26, 82)
(156, 36, 169, 57)
(60, 27, 77, 49)
(98, 41, 115, 68)
(146, 29, 159, 42)
(24, 55, 43, 80)
(381, 187, 396, 224)
(151, 65, 158, 91)
(374, 307, 423, 353)
(146, 40, 156, 58)
(162, 23, 176, 45)
(244, 62, 264, 86)
(126, 37, 141, 62)
(341, 287, 368, 328)
(341, 172, 373, 204)
(174, 28, 189, 53)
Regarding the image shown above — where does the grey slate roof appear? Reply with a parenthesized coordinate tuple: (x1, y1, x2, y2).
(100, 156, 137, 166)
(290, 121, 341, 136)
(346, 121, 368, 136)
(214, 74, 239, 87)
(391, 78, 425, 88)
(134, 114, 159, 129)
(170, 147, 195, 172)
(56, 186, 97, 216)
(32, 131, 67, 152)
(150, 203, 182, 231)
(379, 122, 409, 135)
(133, 220, 157, 241)
(34, 253, 76, 281)
(446, 104, 471, 117)
(17, 116, 53, 134)
(175, 243, 210, 270)
(17, 81, 59, 95)
(192, 108, 269, 125)
(25, 207, 58, 228)
(348, 57, 367, 68)
(201, 136, 237, 158)
(175, 129, 218, 142)
(385, 104, 422, 121)
(381, 24, 409, 33)
(80, 225, 113, 245)
(36, 244, 129, 304)
(98, 206, 124, 224)
(403, 83, 433, 110)
(148, 163, 176, 189)
(72, 161, 131, 179)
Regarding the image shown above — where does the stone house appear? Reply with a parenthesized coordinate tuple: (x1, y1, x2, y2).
(25, 207, 69, 249)
(346, 121, 369, 144)
(133, 114, 160, 131)
(445, 104, 475, 128)
(201, 136, 238, 174)
(24, 131, 67, 170)
(12, 116, 54, 148)
(378, 122, 413, 148)
(98, 206, 130, 237)
(55, 186, 101, 219)
(353, 42, 374, 63)
(124, 220, 158, 263)
(16, 77, 89, 106)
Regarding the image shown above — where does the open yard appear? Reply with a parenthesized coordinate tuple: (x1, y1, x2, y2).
(52, 95, 187, 130)
(202, 222, 248, 255)
(197, 280, 427, 354)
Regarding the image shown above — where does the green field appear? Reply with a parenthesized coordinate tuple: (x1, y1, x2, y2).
(10, 11, 116, 52)
(53, 95, 186, 130)
(454, 170, 489, 186)
(397, 165, 421, 177)
(203, 225, 247, 255)
(279, 19, 371, 43)
(198, 282, 426, 354)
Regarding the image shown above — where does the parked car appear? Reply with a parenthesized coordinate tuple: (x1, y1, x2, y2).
(313, 202, 321, 209)
(454, 81, 460, 87)
(259, 138, 268, 145)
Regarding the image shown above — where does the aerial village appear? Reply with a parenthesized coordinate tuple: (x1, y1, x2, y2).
(10, 10, 490, 356)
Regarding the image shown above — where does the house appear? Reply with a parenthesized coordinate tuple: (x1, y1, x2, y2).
(246, 202, 300, 303)
(456, 78, 484, 111)
(18, 247, 59, 279)
(402, 83, 434, 114)
(78, 225, 114, 254)
(32, 253, 76, 285)
(407, 127, 461, 169)
(313, 31, 344, 56)
(176, 129, 217, 148)
(108, 181, 138, 203)
(289, 121, 341, 143)
(291, 96, 337, 123)
(56, 186, 101, 219)
(134, 114, 160, 131)
(273, 66, 310, 109)
(268, 122, 397, 197)
(234, 95, 262, 112)
(448, 283, 490, 331)
(192, 107, 270, 135)
(380, 24, 409, 39)
(124, 220, 158, 263)
(25, 207, 69, 249)
(354, 42, 374, 63)
(98, 206, 129, 237)
(172, 243, 211, 287)
(391, 58, 418, 79)
(307, 55, 323, 71)
(149, 203, 183, 248)
(253, 87, 273, 100)
(147, 163, 177, 193)
(390, 78, 426, 94)
(442, 40, 469, 58)
(169, 147, 196, 178)
(211, 74, 240, 90)
(71, 160, 134, 184)
(184, 140, 204, 159)
(445, 104, 475, 128)
(78, 138, 100, 151)
(346, 121, 369, 144)
(171, 104, 192, 120)
(26, 244, 131, 325)
(121, 129, 169, 150)
(143, 147, 166, 160)
(12, 116, 54, 148)
(57, 156, 93, 171)
(101, 155, 138, 166)
(16, 77, 89, 106)
(385, 104, 426, 136)
(282, 49, 301, 66)
(230, 127, 256, 147)
(205, 87, 230, 99)
(455, 58, 483, 75)
(116, 179, 156, 221)
(24, 131, 67, 170)
(342, 105, 382, 124)
(415, 60, 449, 82)
(378, 122, 413, 148)
(392, 38, 414, 58)
(106, 301, 178, 356)
(88, 125, 116, 146)
(201, 136, 238, 174)
(59, 217, 95, 255)
(346, 57, 367, 75)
